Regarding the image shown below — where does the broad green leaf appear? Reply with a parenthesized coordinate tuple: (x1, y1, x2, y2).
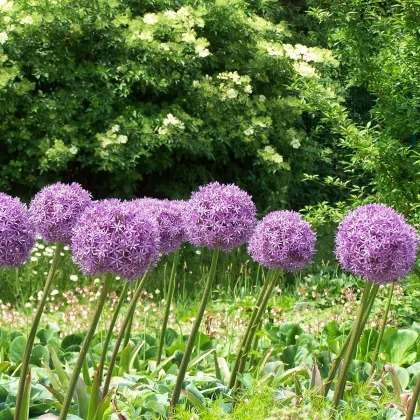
(30, 345, 50, 367)
(9, 336, 27, 364)
(384, 330, 418, 366)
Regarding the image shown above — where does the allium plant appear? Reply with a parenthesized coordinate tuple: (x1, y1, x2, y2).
(0, 193, 35, 267)
(29, 182, 92, 245)
(60, 199, 162, 419)
(331, 204, 419, 411)
(335, 203, 418, 284)
(184, 181, 257, 251)
(130, 198, 186, 255)
(16, 183, 91, 420)
(229, 211, 317, 389)
(171, 182, 257, 411)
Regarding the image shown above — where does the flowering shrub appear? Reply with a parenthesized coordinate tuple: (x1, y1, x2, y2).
(0, 0, 347, 212)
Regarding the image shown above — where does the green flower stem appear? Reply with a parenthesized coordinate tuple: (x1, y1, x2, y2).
(369, 282, 394, 376)
(234, 269, 281, 391)
(331, 281, 373, 414)
(324, 283, 379, 396)
(59, 273, 113, 420)
(14, 242, 63, 420)
(97, 280, 129, 384)
(407, 371, 420, 420)
(170, 248, 220, 413)
(122, 276, 143, 351)
(228, 268, 273, 389)
(102, 274, 148, 398)
(157, 251, 180, 365)
(248, 317, 264, 369)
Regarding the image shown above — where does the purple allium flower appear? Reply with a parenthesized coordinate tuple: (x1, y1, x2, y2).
(335, 204, 418, 284)
(71, 199, 160, 280)
(184, 182, 257, 251)
(0, 193, 36, 267)
(29, 182, 92, 244)
(129, 198, 186, 255)
(248, 211, 316, 271)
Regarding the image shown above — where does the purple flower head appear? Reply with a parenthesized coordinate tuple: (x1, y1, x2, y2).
(248, 211, 316, 271)
(0, 193, 36, 267)
(29, 182, 92, 244)
(129, 198, 186, 255)
(71, 199, 160, 280)
(335, 204, 419, 284)
(184, 182, 257, 251)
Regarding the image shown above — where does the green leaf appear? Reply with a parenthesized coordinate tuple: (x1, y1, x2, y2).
(280, 346, 311, 369)
(9, 336, 27, 364)
(384, 330, 418, 366)
(61, 334, 83, 352)
(30, 345, 50, 367)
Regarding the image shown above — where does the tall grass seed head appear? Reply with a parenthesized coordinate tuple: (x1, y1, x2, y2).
(248, 210, 316, 271)
(0, 193, 36, 267)
(29, 182, 92, 244)
(335, 203, 419, 284)
(184, 182, 257, 251)
(71, 199, 160, 280)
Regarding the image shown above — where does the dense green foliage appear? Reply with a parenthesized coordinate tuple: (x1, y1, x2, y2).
(1, 0, 353, 210)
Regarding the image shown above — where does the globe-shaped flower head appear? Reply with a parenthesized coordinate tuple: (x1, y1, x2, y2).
(184, 182, 257, 251)
(72, 199, 160, 280)
(29, 182, 92, 244)
(0, 193, 36, 267)
(130, 198, 186, 255)
(335, 204, 419, 284)
(248, 211, 316, 271)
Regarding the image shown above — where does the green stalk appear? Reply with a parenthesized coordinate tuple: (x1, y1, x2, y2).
(228, 269, 273, 389)
(97, 281, 129, 384)
(331, 281, 373, 413)
(59, 273, 113, 420)
(14, 243, 63, 420)
(234, 269, 280, 391)
(406, 371, 420, 420)
(324, 284, 379, 396)
(170, 249, 220, 412)
(369, 282, 394, 376)
(157, 251, 180, 365)
(102, 274, 148, 398)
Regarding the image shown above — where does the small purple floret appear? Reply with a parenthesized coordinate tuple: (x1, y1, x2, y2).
(130, 198, 186, 255)
(335, 204, 418, 284)
(29, 182, 92, 244)
(184, 182, 257, 251)
(248, 210, 316, 271)
(0, 193, 36, 267)
(71, 199, 160, 280)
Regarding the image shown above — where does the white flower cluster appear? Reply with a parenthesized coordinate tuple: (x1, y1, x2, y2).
(217, 72, 252, 101)
(98, 124, 128, 148)
(158, 113, 185, 135)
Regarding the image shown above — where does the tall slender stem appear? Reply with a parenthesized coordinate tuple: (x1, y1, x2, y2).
(369, 282, 394, 376)
(331, 281, 373, 414)
(97, 281, 129, 384)
(122, 276, 143, 351)
(407, 371, 420, 420)
(228, 269, 273, 389)
(59, 274, 113, 420)
(157, 251, 180, 365)
(14, 242, 63, 420)
(170, 249, 220, 413)
(102, 274, 148, 397)
(324, 284, 379, 396)
(234, 269, 280, 391)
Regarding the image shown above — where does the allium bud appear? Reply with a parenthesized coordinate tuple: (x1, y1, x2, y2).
(184, 182, 257, 251)
(130, 198, 186, 255)
(71, 199, 160, 280)
(0, 193, 36, 267)
(335, 204, 418, 284)
(29, 182, 92, 244)
(248, 211, 316, 271)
